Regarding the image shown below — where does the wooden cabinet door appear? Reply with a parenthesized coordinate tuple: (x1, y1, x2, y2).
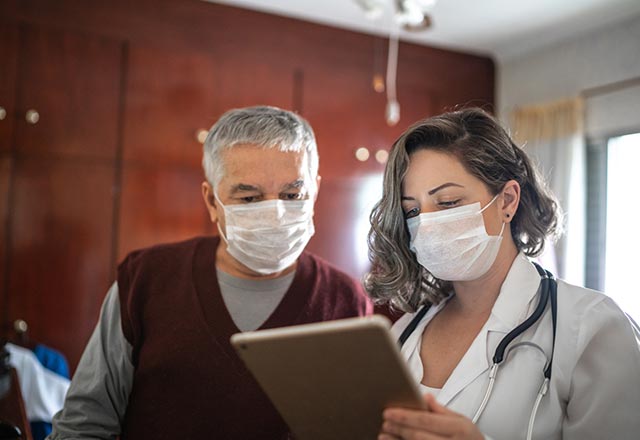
(117, 165, 214, 261)
(0, 21, 18, 153)
(5, 24, 124, 368)
(122, 45, 220, 169)
(7, 158, 115, 369)
(13, 24, 122, 160)
(0, 157, 10, 322)
(122, 45, 296, 168)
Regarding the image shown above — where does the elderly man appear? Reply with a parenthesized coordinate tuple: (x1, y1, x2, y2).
(49, 106, 372, 439)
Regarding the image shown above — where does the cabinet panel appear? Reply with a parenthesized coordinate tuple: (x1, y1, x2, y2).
(122, 45, 295, 168)
(117, 164, 214, 262)
(122, 46, 219, 168)
(7, 158, 114, 368)
(0, 156, 11, 319)
(304, 61, 434, 179)
(0, 21, 18, 152)
(307, 175, 383, 280)
(14, 24, 123, 159)
(211, 52, 295, 115)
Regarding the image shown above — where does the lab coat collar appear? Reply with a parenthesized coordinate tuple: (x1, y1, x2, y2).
(488, 253, 541, 333)
(437, 253, 541, 406)
(437, 319, 492, 406)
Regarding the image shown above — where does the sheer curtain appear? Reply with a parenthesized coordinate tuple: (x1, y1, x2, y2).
(510, 97, 586, 285)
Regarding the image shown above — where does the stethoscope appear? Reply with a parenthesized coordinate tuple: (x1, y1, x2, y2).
(398, 263, 558, 440)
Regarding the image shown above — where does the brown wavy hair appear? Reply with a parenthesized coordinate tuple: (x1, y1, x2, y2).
(365, 108, 561, 312)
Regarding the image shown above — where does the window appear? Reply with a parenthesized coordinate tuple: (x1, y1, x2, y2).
(604, 133, 640, 323)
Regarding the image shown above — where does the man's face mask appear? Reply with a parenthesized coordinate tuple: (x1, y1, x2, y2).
(407, 194, 505, 281)
(215, 194, 315, 275)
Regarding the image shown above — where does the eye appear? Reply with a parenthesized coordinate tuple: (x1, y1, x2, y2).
(404, 207, 420, 219)
(282, 193, 304, 200)
(239, 195, 261, 203)
(438, 199, 461, 208)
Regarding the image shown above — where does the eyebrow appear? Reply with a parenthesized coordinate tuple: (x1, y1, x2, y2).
(427, 182, 464, 195)
(401, 182, 465, 200)
(229, 183, 262, 194)
(281, 180, 305, 191)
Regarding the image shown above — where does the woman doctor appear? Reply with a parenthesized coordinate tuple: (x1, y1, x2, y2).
(366, 108, 640, 440)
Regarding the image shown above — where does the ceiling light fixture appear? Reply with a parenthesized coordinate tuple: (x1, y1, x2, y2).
(355, 0, 436, 32)
(353, 0, 385, 20)
(385, 32, 400, 126)
(354, 0, 437, 125)
(396, 0, 433, 32)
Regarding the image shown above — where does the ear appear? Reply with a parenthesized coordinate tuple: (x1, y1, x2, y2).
(201, 181, 219, 223)
(501, 180, 520, 223)
(313, 175, 322, 202)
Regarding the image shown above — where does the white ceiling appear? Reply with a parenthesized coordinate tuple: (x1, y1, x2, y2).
(206, 0, 640, 60)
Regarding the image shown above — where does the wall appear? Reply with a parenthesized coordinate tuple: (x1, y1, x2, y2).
(497, 13, 640, 137)
(497, 14, 640, 297)
(0, 0, 494, 368)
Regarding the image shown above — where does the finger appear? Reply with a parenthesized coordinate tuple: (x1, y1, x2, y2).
(381, 420, 446, 440)
(383, 408, 459, 436)
(424, 394, 451, 416)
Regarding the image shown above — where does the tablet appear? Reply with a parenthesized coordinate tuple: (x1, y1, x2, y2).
(230, 315, 425, 440)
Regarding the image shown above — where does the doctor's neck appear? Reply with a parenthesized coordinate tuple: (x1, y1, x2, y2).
(450, 241, 519, 318)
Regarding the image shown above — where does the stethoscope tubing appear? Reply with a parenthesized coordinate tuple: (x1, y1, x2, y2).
(398, 262, 558, 439)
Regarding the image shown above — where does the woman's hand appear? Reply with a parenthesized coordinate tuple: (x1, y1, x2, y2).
(379, 393, 484, 440)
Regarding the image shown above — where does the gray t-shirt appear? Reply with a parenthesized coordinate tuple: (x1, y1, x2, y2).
(217, 268, 295, 331)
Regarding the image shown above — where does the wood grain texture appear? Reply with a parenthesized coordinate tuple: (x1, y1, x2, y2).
(122, 44, 295, 168)
(13, 24, 123, 159)
(117, 164, 214, 262)
(6, 157, 115, 368)
(0, 21, 18, 153)
(0, 156, 11, 323)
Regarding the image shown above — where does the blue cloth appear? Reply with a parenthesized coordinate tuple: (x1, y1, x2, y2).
(31, 344, 70, 440)
(32, 345, 70, 379)
(30, 422, 52, 440)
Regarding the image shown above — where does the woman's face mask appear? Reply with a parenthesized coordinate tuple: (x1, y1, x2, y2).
(407, 194, 505, 281)
(215, 194, 315, 275)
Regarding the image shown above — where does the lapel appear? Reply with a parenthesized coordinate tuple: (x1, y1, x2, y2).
(437, 253, 542, 406)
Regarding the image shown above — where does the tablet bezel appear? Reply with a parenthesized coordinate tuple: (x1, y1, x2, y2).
(231, 315, 425, 440)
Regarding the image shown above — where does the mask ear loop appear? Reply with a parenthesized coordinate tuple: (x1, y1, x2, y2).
(212, 191, 229, 244)
(479, 193, 501, 213)
(479, 193, 506, 237)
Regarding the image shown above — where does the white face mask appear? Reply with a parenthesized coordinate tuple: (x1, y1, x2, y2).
(215, 195, 315, 275)
(407, 194, 505, 281)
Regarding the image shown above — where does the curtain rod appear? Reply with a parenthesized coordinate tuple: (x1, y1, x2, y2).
(581, 75, 640, 98)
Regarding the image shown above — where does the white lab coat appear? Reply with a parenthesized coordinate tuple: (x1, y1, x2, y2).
(391, 253, 640, 440)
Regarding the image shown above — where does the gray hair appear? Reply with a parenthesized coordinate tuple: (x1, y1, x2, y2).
(202, 106, 319, 187)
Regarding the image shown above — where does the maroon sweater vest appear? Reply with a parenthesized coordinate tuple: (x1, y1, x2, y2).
(117, 236, 372, 439)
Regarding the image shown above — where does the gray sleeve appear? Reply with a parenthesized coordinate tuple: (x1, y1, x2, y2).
(48, 282, 134, 440)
